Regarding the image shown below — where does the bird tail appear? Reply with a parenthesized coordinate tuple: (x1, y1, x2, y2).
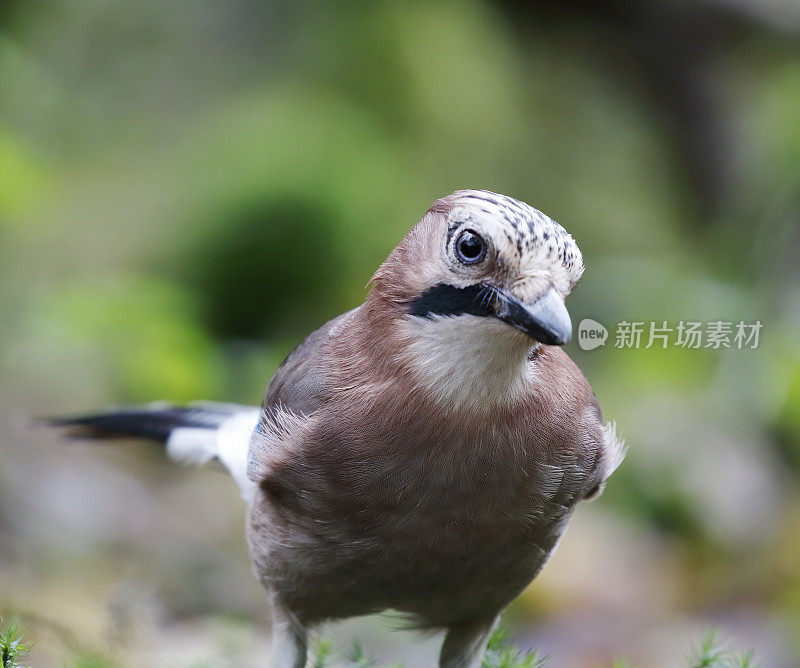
(47, 402, 260, 502)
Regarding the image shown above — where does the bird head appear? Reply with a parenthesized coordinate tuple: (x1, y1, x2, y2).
(373, 190, 584, 347)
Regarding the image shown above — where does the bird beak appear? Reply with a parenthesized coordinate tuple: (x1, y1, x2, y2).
(492, 285, 572, 345)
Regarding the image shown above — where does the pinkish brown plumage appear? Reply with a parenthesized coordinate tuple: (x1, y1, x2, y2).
(52, 190, 625, 668)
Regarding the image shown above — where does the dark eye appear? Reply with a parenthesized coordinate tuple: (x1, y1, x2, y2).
(455, 229, 486, 264)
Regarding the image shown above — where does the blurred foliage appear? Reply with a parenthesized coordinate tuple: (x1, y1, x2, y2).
(0, 616, 765, 668)
(311, 625, 548, 667)
(481, 627, 547, 668)
(0, 618, 32, 668)
(1, 0, 799, 665)
(688, 631, 757, 668)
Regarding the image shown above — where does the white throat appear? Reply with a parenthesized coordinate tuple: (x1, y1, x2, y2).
(399, 314, 535, 411)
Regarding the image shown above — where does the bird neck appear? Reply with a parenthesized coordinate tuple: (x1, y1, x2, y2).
(347, 300, 535, 413)
(395, 313, 535, 411)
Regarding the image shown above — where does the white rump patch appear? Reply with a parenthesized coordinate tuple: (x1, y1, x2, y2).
(166, 407, 260, 503)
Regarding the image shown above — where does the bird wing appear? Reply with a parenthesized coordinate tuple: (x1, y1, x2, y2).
(262, 308, 357, 414)
(247, 308, 358, 483)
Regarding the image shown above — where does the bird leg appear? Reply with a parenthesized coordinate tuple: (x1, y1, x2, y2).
(439, 616, 498, 668)
(268, 603, 307, 668)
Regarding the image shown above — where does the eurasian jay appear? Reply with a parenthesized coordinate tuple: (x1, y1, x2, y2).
(53, 190, 625, 668)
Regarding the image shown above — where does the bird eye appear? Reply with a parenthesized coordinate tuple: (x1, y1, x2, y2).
(455, 229, 486, 264)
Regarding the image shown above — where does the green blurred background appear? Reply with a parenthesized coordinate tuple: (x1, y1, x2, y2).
(1, 1, 799, 666)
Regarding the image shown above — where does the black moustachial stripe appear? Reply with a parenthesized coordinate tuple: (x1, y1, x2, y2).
(408, 283, 492, 319)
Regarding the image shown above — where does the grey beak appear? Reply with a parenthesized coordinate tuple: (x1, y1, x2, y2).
(493, 285, 572, 345)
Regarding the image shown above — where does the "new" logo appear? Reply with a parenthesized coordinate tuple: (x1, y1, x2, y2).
(577, 319, 608, 351)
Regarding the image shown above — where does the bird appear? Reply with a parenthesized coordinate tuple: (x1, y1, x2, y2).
(51, 189, 625, 668)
